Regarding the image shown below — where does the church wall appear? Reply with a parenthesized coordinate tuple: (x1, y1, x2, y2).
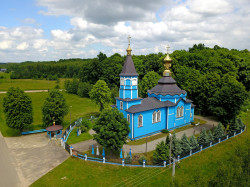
(132, 107, 167, 139)
(167, 107, 176, 129)
(148, 93, 187, 103)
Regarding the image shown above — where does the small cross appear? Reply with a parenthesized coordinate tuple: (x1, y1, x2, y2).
(166, 44, 170, 53)
(128, 35, 131, 45)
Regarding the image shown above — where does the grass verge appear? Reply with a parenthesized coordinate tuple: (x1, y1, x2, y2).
(66, 128, 93, 145)
(31, 112, 249, 186)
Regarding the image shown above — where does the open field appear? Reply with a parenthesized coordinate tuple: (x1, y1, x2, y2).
(0, 92, 99, 137)
(31, 111, 249, 186)
(0, 73, 68, 91)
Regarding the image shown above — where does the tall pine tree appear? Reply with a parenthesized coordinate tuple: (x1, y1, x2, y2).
(208, 130, 214, 142)
(190, 135, 198, 150)
(171, 133, 182, 157)
(237, 117, 245, 129)
(198, 128, 209, 145)
(229, 118, 240, 133)
(214, 122, 225, 138)
(153, 140, 169, 164)
(180, 133, 190, 153)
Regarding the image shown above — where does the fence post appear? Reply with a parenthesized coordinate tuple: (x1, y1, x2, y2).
(70, 146, 73, 156)
(210, 142, 212, 147)
(190, 150, 192, 156)
(122, 159, 124, 166)
(164, 161, 166, 167)
(103, 157, 105, 164)
(200, 145, 203, 151)
(241, 129, 243, 133)
(85, 154, 87, 161)
(219, 138, 221, 143)
(63, 141, 66, 149)
(61, 138, 64, 146)
(227, 135, 228, 139)
(234, 131, 236, 136)
(64, 135, 66, 140)
(143, 160, 145, 167)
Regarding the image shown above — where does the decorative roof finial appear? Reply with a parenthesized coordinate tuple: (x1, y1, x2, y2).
(126, 35, 132, 55)
(163, 44, 172, 77)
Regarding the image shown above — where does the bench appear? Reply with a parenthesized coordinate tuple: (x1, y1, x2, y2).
(195, 122, 200, 126)
(21, 129, 47, 135)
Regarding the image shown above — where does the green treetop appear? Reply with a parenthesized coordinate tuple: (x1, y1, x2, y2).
(180, 133, 191, 153)
(214, 122, 225, 139)
(198, 128, 209, 145)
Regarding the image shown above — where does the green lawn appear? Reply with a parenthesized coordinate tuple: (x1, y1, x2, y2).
(0, 92, 99, 137)
(31, 111, 249, 187)
(0, 73, 67, 91)
(66, 128, 93, 145)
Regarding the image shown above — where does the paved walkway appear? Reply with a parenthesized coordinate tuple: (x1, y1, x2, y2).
(0, 132, 20, 187)
(72, 116, 218, 154)
(4, 133, 69, 186)
(0, 89, 64, 94)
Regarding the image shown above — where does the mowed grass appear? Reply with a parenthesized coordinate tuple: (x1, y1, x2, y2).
(0, 92, 99, 137)
(66, 128, 93, 145)
(31, 112, 249, 187)
(0, 73, 67, 91)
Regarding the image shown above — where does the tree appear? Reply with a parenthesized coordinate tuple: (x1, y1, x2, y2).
(64, 78, 79, 94)
(153, 140, 169, 164)
(237, 117, 245, 129)
(171, 133, 182, 157)
(198, 128, 209, 145)
(189, 135, 198, 150)
(42, 90, 68, 127)
(93, 108, 130, 152)
(89, 80, 111, 111)
(229, 118, 240, 133)
(77, 82, 93, 98)
(180, 133, 190, 153)
(208, 130, 214, 142)
(214, 122, 225, 139)
(3, 87, 33, 131)
(139, 71, 161, 98)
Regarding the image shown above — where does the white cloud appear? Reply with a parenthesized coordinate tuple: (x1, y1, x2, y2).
(0, 41, 12, 50)
(16, 42, 29, 50)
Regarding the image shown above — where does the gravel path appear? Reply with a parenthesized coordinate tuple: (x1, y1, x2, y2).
(72, 116, 218, 154)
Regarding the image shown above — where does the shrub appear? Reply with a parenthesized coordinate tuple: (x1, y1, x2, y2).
(80, 126, 87, 133)
(54, 85, 60, 89)
(77, 82, 93, 98)
(81, 119, 92, 130)
(161, 129, 169, 133)
(124, 155, 132, 164)
(138, 156, 147, 165)
(153, 140, 169, 164)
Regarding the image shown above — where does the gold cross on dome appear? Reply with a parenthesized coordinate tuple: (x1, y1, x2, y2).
(128, 35, 131, 45)
(166, 44, 170, 54)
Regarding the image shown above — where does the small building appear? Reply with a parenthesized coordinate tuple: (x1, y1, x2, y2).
(0, 68, 7, 72)
(113, 38, 195, 140)
(46, 121, 63, 139)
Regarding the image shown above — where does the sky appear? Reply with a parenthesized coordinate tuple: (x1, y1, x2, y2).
(0, 0, 249, 62)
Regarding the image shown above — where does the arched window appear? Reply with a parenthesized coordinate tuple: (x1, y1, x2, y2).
(138, 114, 143, 127)
(180, 106, 184, 117)
(152, 111, 157, 123)
(127, 114, 130, 124)
(132, 78, 137, 86)
(120, 78, 124, 85)
(177, 107, 181, 118)
(120, 101, 123, 110)
(157, 110, 161, 122)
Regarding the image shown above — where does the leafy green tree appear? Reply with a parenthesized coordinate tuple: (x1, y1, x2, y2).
(213, 122, 225, 139)
(89, 80, 111, 111)
(97, 52, 107, 62)
(139, 71, 161, 97)
(180, 133, 190, 153)
(42, 90, 68, 127)
(207, 130, 214, 142)
(64, 78, 79, 94)
(198, 128, 209, 145)
(93, 108, 130, 152)
(77, 82, 93, 98)
(189, 135, 198, 150)
(3, 87, 33, 131)
(153, 140, 169, 164)
(171, 133, 182, 157)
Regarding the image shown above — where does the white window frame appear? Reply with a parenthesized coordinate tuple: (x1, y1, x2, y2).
(132, 78, 137, 86)
(181, 106, 184, 117)
(120, 101, 123, 110)
(120, 78, 124, 85)
(152, 111, 157, 123)
(127, 114, 130, 124)
(190, 112, 192, 118)
(157, 110, 161, 122)
(138, 114, 143, 127)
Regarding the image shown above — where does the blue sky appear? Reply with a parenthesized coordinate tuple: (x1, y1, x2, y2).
(0, 0, 249, 62)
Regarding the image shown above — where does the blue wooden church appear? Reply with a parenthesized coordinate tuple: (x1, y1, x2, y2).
(114, 40, 195, 140)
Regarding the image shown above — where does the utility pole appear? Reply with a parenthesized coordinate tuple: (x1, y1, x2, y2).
(169, 133, 172, 168)
(172, 157, 175, 177)
(145, 136, 148, 155)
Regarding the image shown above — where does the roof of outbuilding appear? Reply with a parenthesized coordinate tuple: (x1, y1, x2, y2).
(46, 125, 63, 131)
(119, 55, 138, 76)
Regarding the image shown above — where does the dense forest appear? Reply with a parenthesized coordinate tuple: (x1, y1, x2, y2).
(2, 44, 250, 124)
